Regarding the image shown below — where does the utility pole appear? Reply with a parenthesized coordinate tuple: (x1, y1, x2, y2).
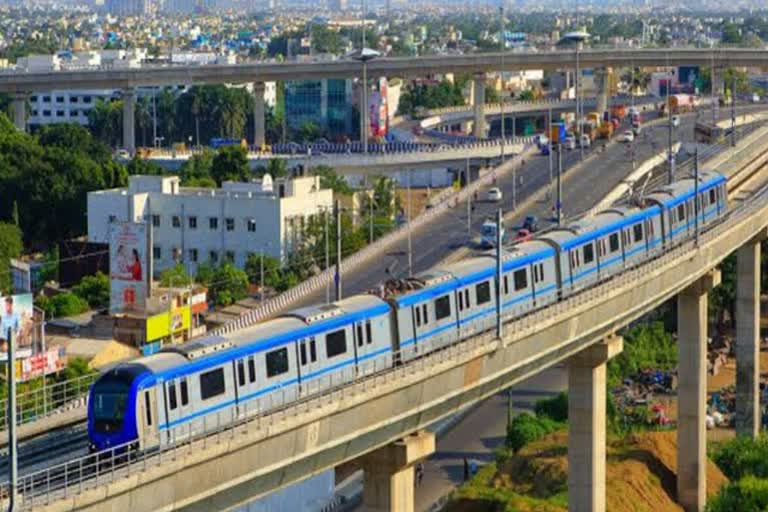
(711, 52, 717, 126)
(547, 108, 553, 201)
(361, 0, 368, 155)
(6, 328, 17, 512)
(324, 209, 330, 304)
(576, 49, 583, 161)
(334, 200, 342, 301)
(512, 113, 517, 210)
(557, 145, 563, 225)
(152, 87, 157, 148)
(499, 4, 505, 163)
(731, 76, 736, 147)
(667, 57, 673, 185)
(407, 171, 413, 277)
(259, 249, 264, 302)
(369, 189, 374, 244)
(495, 208, 503, 340)
(466, 158, 471, 239)
(694, 144, 699, 245)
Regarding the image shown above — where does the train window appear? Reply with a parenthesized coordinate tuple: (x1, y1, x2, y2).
(465, 289, 470, 307)
(677, 204, 685, 221)
(633, 224, 643, 242)
(168, 383, 177, 410)
(458, 291, 464, 311)
(248, 356, 256, 383)
(583, 244, 594, 264)
(300, 342, 307, 366)
(366, 320, 372, 344)
(357, 324, 364, 347)
(415, 306, 421, 326)
(200, 368, 226, 400)
(237, 359, 245, 386)
(476, 281, 491, 304)
(538, 264, 545, 280)
(709, 189, 716, 204)
(503, 276, 509, 295)
(180, 378, 189, 406)
(144, 392, 152, 426)
(266, 348, 290, 377)
(326, 330, 347, 358)
(609, 234, 619, 252)
(310, 337, 317, 362)
(422, 305, 428, 324)
(513, 269, 527, 291)
(435, 295, 451, 320)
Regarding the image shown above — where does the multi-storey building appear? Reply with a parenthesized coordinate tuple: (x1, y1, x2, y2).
(87, 174, 334, 275)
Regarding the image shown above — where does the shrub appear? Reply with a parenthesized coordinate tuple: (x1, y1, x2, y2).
(707, 476, 768, 512)
(534, 392, 568, 422)
(506, 412, 562, 453)
(712, 436, 768, 481)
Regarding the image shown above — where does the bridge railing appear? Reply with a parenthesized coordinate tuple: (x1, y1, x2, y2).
(0, 373, 96, 433)
(6, 163, 768, 510)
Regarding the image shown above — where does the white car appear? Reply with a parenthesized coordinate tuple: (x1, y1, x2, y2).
(579, 134, 591, 148)
(487, 187, 503, 202)
(671, 115, 680, 127)
(564, 137, 576, 150)
(621, 130, 635, 142)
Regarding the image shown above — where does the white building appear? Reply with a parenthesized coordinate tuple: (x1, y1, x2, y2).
(87, 175, 334, 274)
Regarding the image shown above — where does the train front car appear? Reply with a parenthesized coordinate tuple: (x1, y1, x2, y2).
(87, 363, 149, 453)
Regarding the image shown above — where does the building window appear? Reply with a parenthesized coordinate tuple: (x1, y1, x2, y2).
(226, 218, 235, 231)
(56, 110, 64, 117)
(209, 250, 218, 263)
(153, 246, 161, 260)
(266, 348, 289, 378)
(188, 216, 197, 229)
(435, 295, 451, 320)
(83, 96, 92, 103)
(152, 214, 160, 227)
(42, 110, 51, 117)
(69, 110, 78, 117)
(326, 330, 347, 358)
(31, 109, 38, 116)
(225, 251, 235, 263)
(189, 248, 198, 262)
(209, 217, 218, 230)
(71, 96, 78, 103)
(199, 368, 226, 400)
(108, 214, 116, 223)
(172, 216, 180, 228)
(43, 96, 50, 103)
(30, 96, 37, 102)
(56, 96, 64, 103)
(247, 219, 256, 232)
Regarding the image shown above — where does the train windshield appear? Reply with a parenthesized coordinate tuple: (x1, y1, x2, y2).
(92, 373, 132, 434)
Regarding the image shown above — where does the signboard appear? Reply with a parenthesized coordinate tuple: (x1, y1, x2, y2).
(0, 293, 34, 350)
(110, 221, 148, 312)
(368, 77, 389, 138)
(13, 347, 65, 382)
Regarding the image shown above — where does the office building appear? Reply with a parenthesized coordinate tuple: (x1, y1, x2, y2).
(284, 79, 355, 139)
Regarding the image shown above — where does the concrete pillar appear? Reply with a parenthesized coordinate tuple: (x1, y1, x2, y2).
(122, 88, 136, 155)
(735, 232, 766, 438)
(362, 431, 435, 512)
(11, 91, 26, 131)
(568, 336, 623, 512)
(677, 270, 720, 512)
(596, 67, 611, 118)
(473, 72, 486, 139)
(252, 82, 266, 149)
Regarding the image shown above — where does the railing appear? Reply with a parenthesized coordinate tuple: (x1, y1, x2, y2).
(0, 373, 97, 433)
(5, 153, 768, 510)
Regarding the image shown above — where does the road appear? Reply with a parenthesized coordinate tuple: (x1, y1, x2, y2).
(291, 107, 698, 309)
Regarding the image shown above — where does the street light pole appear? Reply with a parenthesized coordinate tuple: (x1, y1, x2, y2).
(6, 328, 17, 512)
(548, 107, 553, 201)
(325, 209, 330, 304)
(495, 208, 503, 340)
(369, 188, 374, 244)
(334, 200, 342, 301)
(576, 49, 583, 161)
(731, 76, 736, 147)
(407, 170, 413, 277)
(667, 57, 673, 184)
(361, 0, 368, 155)
(499, 5, 505, 163)
(466, 158, 471, 239)
(557, 145, 563, 225)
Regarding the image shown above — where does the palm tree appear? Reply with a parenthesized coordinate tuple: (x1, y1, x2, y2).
(135, 97, 151, 148)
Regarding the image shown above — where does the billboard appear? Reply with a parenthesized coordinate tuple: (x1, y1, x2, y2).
(369, 77, 389, 138)
(110, 221, 148, 312)
(0, 293, 34, 351)
(14, 347, 65, 382)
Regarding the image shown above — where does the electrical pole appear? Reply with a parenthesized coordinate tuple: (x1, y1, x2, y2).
(711, 52, 717, 126)
(694, 144, 699, 245)
(325, 209, 330, 304)
(334, 200, 342, 301)
(576, 49, 583, 161)
(731, 76, 736, 147)
(369, 189, 374, 244)
(512, 113, 517, 210)
(548, 108, 553, 201)
(7, 328, 17, 512)
(557, 145, 563, 225)
(466, 158, 471, 239)
(499, 4, 505, 163)
(667, 57, 673, 185)
(495, 208, 503, 340)
(361, 0, 368, 155)
(259, 249, 264, 302)
(407, 170, 413, 277)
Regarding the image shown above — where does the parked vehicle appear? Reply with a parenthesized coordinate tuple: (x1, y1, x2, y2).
(621, 130, 635, 142)
(487, 187, 503, 202)
(522, 215, 539, 232)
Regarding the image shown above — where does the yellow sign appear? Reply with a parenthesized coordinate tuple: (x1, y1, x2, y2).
(146, 306, 190, 342)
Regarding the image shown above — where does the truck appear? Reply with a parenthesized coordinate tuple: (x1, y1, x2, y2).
(549, 121, 567, 144)
(661, 94, 695, 115)
(586, 112, 601, 125)
(610, 104, 627, 121)
(598, 121, 614, 139)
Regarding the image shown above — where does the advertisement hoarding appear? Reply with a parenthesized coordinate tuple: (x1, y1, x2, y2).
(110, 221, 148, 312)
(0, 293, 34, 350)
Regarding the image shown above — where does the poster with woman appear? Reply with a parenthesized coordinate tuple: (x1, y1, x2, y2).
(109, 222, 148, 312)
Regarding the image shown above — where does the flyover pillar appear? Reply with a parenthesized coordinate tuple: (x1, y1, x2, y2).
(568, 335, 623, 512)
(361, 430, 435, 512)
(473, 72, 486, 138)
(252, 81, 266, 150)
(11, 91, 26, 131)
(677, 269, 720, 512)
(735, 231, 767, 438)
(596, 67, 611, 118)
(122, 87, 136, 155)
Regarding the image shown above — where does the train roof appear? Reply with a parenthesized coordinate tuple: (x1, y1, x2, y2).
(538, 210, 639, 251)
(645, 170, 725, 208)
(285, 294, 388, 324)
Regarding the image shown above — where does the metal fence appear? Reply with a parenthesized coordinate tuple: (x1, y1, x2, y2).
(4, 159, 768, 510)
(0, 373, 96, 433)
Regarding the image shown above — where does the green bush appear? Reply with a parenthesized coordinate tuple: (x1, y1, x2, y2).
(608, 322, 677, 387)
(35, 292, 89, 318)
(534, 392, 568, 422)
(506, 412, 562, 453)
(712, 436, 768, 481)
(707, 476, 768, 512)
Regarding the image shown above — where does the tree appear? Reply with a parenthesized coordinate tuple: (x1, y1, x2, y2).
(0, 222, 22, 293)
(312, 165, 352, 195)
(159, 264, 192, 288)
(126, 156, 165, 176)
(180, 148, 215, 186)
(71, 272, 110, 309)
(263, 158, 288, 178)
(244, 253, 282, 288)
(485, 86, 501, 104)
(211, 145, 249, 185)
(518, 89, 536, 101)
(35, 292, 89, 318)
(87, 99, 123, 147)
(208, 263, 249, 307)
(298, 121, 322, 142)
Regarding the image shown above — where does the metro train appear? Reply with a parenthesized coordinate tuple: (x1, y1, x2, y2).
(88, 170, 728, 452)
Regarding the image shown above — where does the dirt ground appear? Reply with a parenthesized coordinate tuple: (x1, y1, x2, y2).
(396, 187, 450, 218)
(446, 430, 729, 512)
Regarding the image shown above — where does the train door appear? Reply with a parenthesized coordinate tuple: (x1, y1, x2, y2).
(297, 336, 325, 396)
(138, 387, 159, 450)
(353, 318, 382, 376)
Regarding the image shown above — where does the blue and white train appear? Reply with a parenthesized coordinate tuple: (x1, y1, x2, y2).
(88, 170, 728, 452)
